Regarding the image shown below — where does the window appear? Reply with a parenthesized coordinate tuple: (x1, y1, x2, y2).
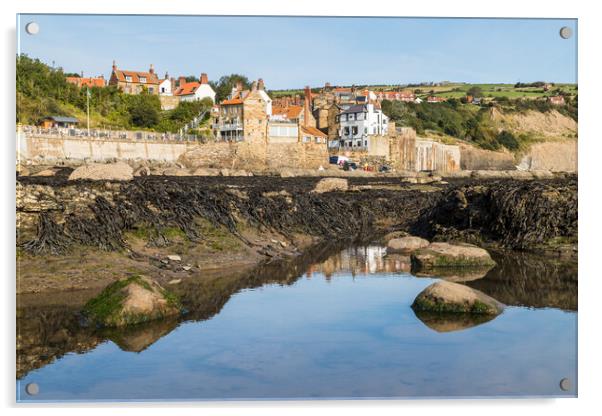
(125, 76, 132, 82)
(352, 126, 358, 135)
(303, 136, 311, 143)
(139, 77, 147, 83)
(344, 127, 350, 136)
(364, 140, 368, 147)
(364, 127, 368, 134)
(348, 113, 354, 120)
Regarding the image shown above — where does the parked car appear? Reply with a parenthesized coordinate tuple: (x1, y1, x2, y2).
(379, 165, 391, 173)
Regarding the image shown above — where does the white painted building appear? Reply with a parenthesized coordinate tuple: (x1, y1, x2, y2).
(158, 78, 172, 96)
(337, 103, 389, 148)
(174, 73, 216, 103)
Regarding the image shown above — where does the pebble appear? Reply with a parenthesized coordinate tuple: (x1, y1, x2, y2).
(167, 255, 182, 262)
(182, 265, 192, 271)
(168, 279, 182, 285)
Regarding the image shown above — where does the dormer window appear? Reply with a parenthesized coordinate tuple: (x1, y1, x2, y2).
(125, 76, 133, 82)
(139, 77, 147, 83)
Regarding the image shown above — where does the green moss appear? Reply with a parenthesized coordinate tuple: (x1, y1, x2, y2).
(83, 274, 181, 327)
(412, 296, 497, 315)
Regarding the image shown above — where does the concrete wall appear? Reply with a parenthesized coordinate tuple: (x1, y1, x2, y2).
(517, 141, 577, 172)
(18, 133, 197, 162)
(459, 144, 516, 170)
(415, 139, 461, 172)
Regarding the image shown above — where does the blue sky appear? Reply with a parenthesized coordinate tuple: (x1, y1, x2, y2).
(17, 15, 577, 89)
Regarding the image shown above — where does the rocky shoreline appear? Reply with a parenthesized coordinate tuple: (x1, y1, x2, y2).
(17, 171, 577, 295)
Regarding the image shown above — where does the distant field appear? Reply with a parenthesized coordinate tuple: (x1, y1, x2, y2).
(269, 83, 578, 100)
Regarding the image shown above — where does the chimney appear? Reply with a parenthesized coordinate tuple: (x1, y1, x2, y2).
(179, 76, 186, 87)
(303, 86, 312, 128)
(80, 70, 84, 77)
(251, 80, 258, 91)
(258, 78, 265, 90)
(236, 81, 243, 91)
(200, 73, 209, 84)
(325, 82, 331, 89)
(112, 60, 117, 71)
(149, 64, 155, 74)
(165, 71, 169, 80)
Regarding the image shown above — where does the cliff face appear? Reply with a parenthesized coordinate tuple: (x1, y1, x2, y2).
(488, 108, 577, 140)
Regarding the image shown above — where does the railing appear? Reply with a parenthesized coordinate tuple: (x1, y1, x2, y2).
(18, 125, 207, 143)
(212, 122, 243, 131)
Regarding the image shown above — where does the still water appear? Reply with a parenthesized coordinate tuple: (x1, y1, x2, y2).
(17, 246, 577, 401)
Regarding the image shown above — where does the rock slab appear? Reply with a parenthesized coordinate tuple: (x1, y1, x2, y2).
(411, 242, 496, 269)
(69, 162, 133, 181)
(313, 178, 349, 193)
(387, 236, 430, 253)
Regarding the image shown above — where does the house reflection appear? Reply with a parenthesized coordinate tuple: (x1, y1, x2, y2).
(304, 246, 411, 281)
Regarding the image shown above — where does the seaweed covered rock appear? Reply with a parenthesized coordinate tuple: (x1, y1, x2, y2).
(313, 178, 348, 193)
(411, 242, 496, 270)
(69, 162, 133, 181)
(412, 281, 505, 315)
(83, 275, 182, 327)
(387, 236, 430, 253)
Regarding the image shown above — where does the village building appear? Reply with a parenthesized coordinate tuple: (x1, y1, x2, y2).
(312, 82, 341, 142)
(213, 79, 271, 143)
(375, 90, 416, 102)
(336, 103, 389, 149)
(108, 61, 160, 95)
(158, 74, 173, 96)
(39, 116, 79, 129)
(548, 95, 566, 106)
(269, 86, 327, 144)
(427, 96, 447, 103)
(173, 73, 216, 103)
(66, 75, 106, 88)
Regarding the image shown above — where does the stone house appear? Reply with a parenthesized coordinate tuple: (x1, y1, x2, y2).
(109, 61, 160, 95)
(213, 79, 271, 143)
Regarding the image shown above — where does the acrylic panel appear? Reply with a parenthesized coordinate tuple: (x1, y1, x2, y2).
(16, 14, 578, 402)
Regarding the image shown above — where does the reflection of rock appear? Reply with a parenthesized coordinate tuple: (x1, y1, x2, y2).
(467, 251, 577, 311)
(382, 254, 412, 273)
(103, 317, 180, 352)
(412, 281, 505, 315)
(387, 236, 429, 253)
(413, 310, 498, 332)
(411, 242, 496, 270)
(413, 267, 490, 282)
(84, 275, 182, 327)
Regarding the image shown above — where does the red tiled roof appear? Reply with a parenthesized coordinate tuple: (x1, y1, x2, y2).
(272, 105, 303, 119)
(301, 126, 327, 138)
(174, 82, 200, 96)
(221, 98, 244, 105)
(66, 77, 105, 88)
(114, 70, 159, 85)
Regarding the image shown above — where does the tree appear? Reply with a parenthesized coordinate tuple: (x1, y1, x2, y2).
(214, 74, 251, 102)
(466, 86, 483, 98)
(128, 93, 161, 128)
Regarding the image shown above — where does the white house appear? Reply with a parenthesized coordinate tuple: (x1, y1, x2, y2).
(337, 103, 389, 148)
(174, 73, 216, 103)
(158, 77, 172, 96)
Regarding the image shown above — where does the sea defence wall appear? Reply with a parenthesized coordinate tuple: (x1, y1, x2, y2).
(18, 132, 196, 163)
(17, 132, 330, 170)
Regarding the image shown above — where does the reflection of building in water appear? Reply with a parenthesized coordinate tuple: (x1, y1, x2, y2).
(305, 246, 410, 281)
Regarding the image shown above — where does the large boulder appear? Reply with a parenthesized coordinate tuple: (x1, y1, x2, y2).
(412, 281, 505, 315)
(387, 236, 430, 253)
(69, 162, 133, 181)
(411, 242, 496, 270)
(313, 178, 349, 193)
(83, 275, 182, 327)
